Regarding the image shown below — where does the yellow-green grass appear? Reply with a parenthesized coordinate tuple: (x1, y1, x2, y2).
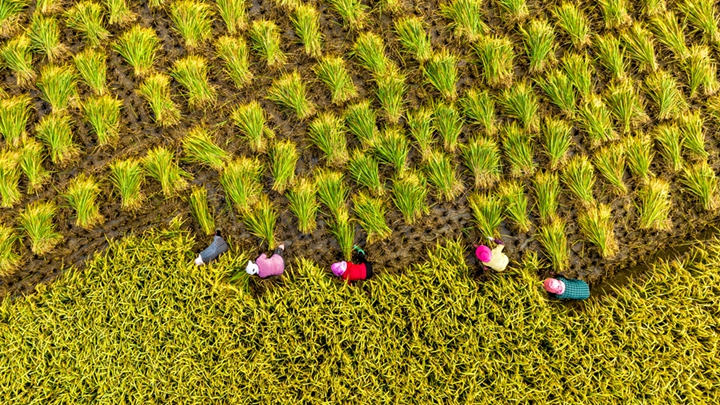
(535, 69, 576, 117)
(267, 71, 315, 120)
(0, 150, 21, 208)
(460, 88, 495, 134)
(249, 19, 286, 68)
(64, 1, 110, 48)
(73, 48, 107, 96)
(315, 168, 348, 217)
(0, 34, 35, 87)
(328, 207, 355, 261)
(423, 149, 464, 201)
(499, 180, 530, 233)
(562, 53, 593, 99)
(520, 19, 555, 73)
(143, 147, 191, 198)
(215, 36, 253, 90)
(308, 112, 348, 167)
(231, 101, 274, 153)
(394, 16, 432, 62)
(64, 173, 104, 229)
(35, 113, 81, 167)
(113, 25, 160, 76)
(220, 157, 263, 213)
(684, 44, 719, 98)
(391, 169, 428, 224)
(532, 170, 559, 224)
(594, 33, 626, 81)
(679, 111, 708, 160)
(622, 23, 658, 73)
(36, 64, 78, 112)
(654, 123, 684, 172)
(188, 185, 214, 235)
(553, 2, 590, 49)
(374, 64, 407, 124)
(536, 218, 569, 271)
(373, 126, 409, 176)
(637, 178, 672, 230)
(650, 11, 690, 60)
(109, 158, 145, 211)
(18, 200, 62, 255)
(644, 70, 687, 121)
(28, 14, 66, 62)
(461, 136, 501, 189)
(441, 0, 487, 42)
(424, 50, 458, 100)
(344, 100, 378, 148)
(352, 191, 391, 243)
(170, 0, 214, 49)
(499, 82, 538, 132)
(81, 95, 122, 146)
(624, 133, 655, 182)
(171, 56, 217, 109)
(19, 138, 50, 193)
(468, 191, 503, 237)
(578, 95, 617, 147)
(269, 139, 298, 193)
(287, 177, 318, 233)
(0, 0, 30, 38)
(242, 195, 278, 249)
(314, 56, 357, 105)
(578, 203, 618, 258)
(348, 149, 384, 196)
(291, 4, 322, 57)
(138, 73, 181, 127)
(605, 80, 648, 133)
(182, 126, 229, 171)
(598, 0, 631, 28)
(352, 32, 390, 75)
(0, 224, 21, 276)
(216, 0, 246, 34)
(0, 94, 31, 147)
(678, 0, 719, 44)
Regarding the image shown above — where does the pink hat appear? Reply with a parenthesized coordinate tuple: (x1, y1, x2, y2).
(475, 245, 492, 263)
(331, 261, 347, 277)
(543, 278, 565, 295)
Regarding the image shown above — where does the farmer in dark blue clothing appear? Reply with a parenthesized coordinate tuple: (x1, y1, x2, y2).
(194, 230, 228, 265)
(543, 277, 590, 300)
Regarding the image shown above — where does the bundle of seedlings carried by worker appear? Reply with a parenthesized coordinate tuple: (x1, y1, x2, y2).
(143, 146, 191, 198)
(138, 73, 181, 127)
(34, 113, 80, 166)
(215, 36, 253, 89)
(73, 48, 107, 96)
(181, 126, 229, 171)
(461, 136, 502, 189)
(109, 157, 145, 211)
(231, 101, 274, 153)
(171, 56, 217, 109)
(314, 56, 357, 105)
(113, 25, 160, 76)
(391, 169, 429, 224)
(81, 95, 122, 146)
(308, 112, 349, 167)
(63, 173, 104, 229)
(220, 157, 263, 213)
(270, 139, 298, 193)
(348, 150, 384, 196)
(352, 191, 391, 243)
(169, 0, 214, 49)
(578, 203, 618, 258)
(267, 71, 315, 119)
(19, 200, 63, 255)
(287, 177, 319, 233)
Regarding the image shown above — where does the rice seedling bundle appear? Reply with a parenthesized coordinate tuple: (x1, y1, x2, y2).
(553, 2, 590, 49)
(650, 11, 690, 60)
(188, 185, 214, 235)
(81, 95, 122, 146)
(182, 126, 229, 171)
(541, 117, 572, 169)
(35, 113, 80, 166)
(267, 71, 315, 120)
(291, 4, 322, 57)
(328, 207, 355, 260)
(406, 106, 434, 159)
(28, 14, 66, 62)
(641, 0, 666, 16)
(423, 149, 464, 201)
(441, 0, 487, 42)
(64, 173, 104, 229)
(679, 111, 707, 160)
(352, 32, 390, 75)
(143, 147, 191, 198)
(593, 144, 628, 195)
(138, 73, 181, 127)
(624, 133, 654, 182)
(270, 139, 298, 193)
(496, 0, 528, 21)
(0, 225, 21, 276)
(468, 192, 503, 236)
(215, 36, 253, 90)
(0, 34, 35, 86)
(461, 137, 502, 189)
(242, 195, 278, 249)
(113, 25, 160, 76)
(327, 0, 367, 29)
(424, 50, 458, 100)
(532, 170, 559, 224)
(36, 64, 78, 112)
(644, 70, 687, 121)
(216, 0, 246, 35)
(375, 65, 407, 124)
(0, 0, 29, 37)
(597, 0, 631, 28)
(535, 69, 576, 117)
(273, 0, 300, 10)
(0, 150, 21, 207)
(19, 138, 50, 192)
(460, 88, 496, 134)
(605, 80, 648, 133)
(637, 178, 671, 230)
(394, 17, 432, 62)
(391, 169, 429, 224)
(315, 168, 349, 216)
(220, 157, 263, 212)
(562, 53, 593, 99)
(314, 56, 357, 105)
(473, 35, 514, 87)
(308, 112, 348, 167)
(18, 200, 62, 255)
(678, 0, 719, 44)
(103, 0, 136, 25)
(562, 155, 596, 207)
(433, 103, 463, 152)
(73, 48, 107, 96)
(681, 160, 719, 211)
(520, 19, 555, 73)
(287, 177, 318, 233)
(536, 218, 569, 271)
(109, 158, 144, 211)
(501, 122, 536, 177)
(64, 1, 110, 47)
(348, 150, 384, 196)
(594, 34, 627, 81)
(500, 82, 539, 132)
(684, 44, 719, 98)
(171, 56, 217, 109)
(0, 94, 31, 147)
(578, 95, 617, 147)
(654, 124, 684, 172)
(344, 101, 378, 147)
(352, 191, 391, 243)
(622, 23, 658, 72)
(499, 180, 530, 233)
(249, 20, 286, 68)
(372, 126, 409, 176)
(231, 101, 274, 153)
(578, 203, 618, 258)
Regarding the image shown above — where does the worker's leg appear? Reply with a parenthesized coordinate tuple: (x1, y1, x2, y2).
(272, 243, 285, 258)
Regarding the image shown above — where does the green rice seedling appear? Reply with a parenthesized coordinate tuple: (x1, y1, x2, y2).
(375, 65, 407, 124)
(562, 155, 595, 207)
(650, 11, 689, 60)
(468, 192, 503, 236)
(637, 178, 671, 230)
(64, 174, 104, 229)
(215, 36, 253, 90)
(220, 157, 262, 212)
(496, 0, 529, 21)
(679, 111, 707, 159)
(0, 225, 21, 276)
(314, 56, 357, 105)
(273, 0, 300, 9)
(533, 170, 559, 224)
(291, 4, 322, 57)
(270, 139, 298, 193)
(440, 0, 487, 42)
(473, 35, 514, 87)
(19, 200, 62, 255)
(562, 53, 593, 99)
(35, 113, 80, 166)
(249, 20, 286, 68)
(394, 17, 432, 62)
(622, 23, 658, 73)
(352, 191, 391, 243)
(0, 95, 31, 147)
(348, 150, 384, 196)
(461, 136, 501, 189)
(242, 195, 278, 249)
(597, 0, 631, 28)
(684, 44, 719, 98)
(138, 73, 181, 127)
(231, 101, 274, 153)
(578, 95, 616, 147)
(36, 64, 77, 112)
(502, 122, 536, 177)
(287, 177, 318, 233)
(423, 149, 464, 201)
(641, 0, 666, 16)
(181, 126, 229, 170)
(64, 1, 110, 48)
(29, 14, 66, 62)
(460, 88, 496, 134)
(605, 80, 648, 133)
(171, 56, 217, 109)
(103, 0, 136, 25)
(0, 150, 20, 207)
(578, 203, 618, 258)
(392, 169, 429, 224)
(188, 185, 214, 235)
(216, 0, 246, 35)
(644, 70, 687, 121)
(328, 208, 355, 261)
(553, 3, 590, 48)
(499, 180, 530, 233)
(0, 34, 35, 86)
(81, 95, 122, 145)
(681, 160, 719, 211)
(0, 0, 29, 37)
(378, 0, 402, 13)
(267, 71, 315, 119)
(148, 0, 167, 9)
(344, 101, 377, 147)
(624, 133, 654, 182)
(109, 158, 144, 211)
(594, 144, 628, 195)
(678, 0, 719, 44)
(537, 219, 569, 271)
(73, 48, 107, 96)
(113, 25, 160, 76)
(535, 69, 576, 116)
(594, 34, 627, 81)
(143, 147, 191, 198)
(353, 32, 390, 75)
(308, 112, 348, 166)
(654, 124, 684, 172)
(20, 139, 50, 192)
(499, 82, 539, 131)
(707, 95, 720, 122)
(433, 103, 463, 152)
(373, 126, 409, 176)
(520, 19, 555, 73)
(424, 50, 459, 100)
(327, 0, 368, 29)
(406, 106, 434, 159)
(541, 117, 572, 169)
(315, 168, 348, 216)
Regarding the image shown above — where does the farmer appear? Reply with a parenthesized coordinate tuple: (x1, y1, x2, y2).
(476, 237, 509, 271)
(246, 244, 286, 278)
(543, 277, 591, 300)
(194, 230, 229, 266)
(331, 245, 373, 282)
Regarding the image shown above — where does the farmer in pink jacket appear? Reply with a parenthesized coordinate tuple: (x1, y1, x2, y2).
(246, 244, 285, 278)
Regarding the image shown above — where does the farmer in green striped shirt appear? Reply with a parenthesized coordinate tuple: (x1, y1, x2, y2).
(543, 277, 590, 300)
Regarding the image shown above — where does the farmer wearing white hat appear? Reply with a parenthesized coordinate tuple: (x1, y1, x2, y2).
(475, 237, 509, 271)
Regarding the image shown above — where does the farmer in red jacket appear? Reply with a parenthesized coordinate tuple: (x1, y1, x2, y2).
(331, 246, 373, 282)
